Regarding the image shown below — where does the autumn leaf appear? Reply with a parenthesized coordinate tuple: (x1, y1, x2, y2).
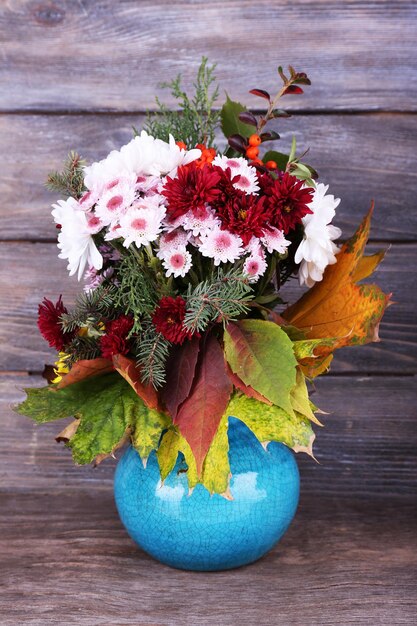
(57, 357, 113, 389)
(113, 354, 160, 410)
(174, 333, 232, 476)
(227, 394, 315, 457)
(157, 426, 198, 490)
(157, 418, 231, 497)
(224, 319, 297, 416)
(226, 365, 272, 406)
(283, 206, 391, 376)
(16, 373, 169, 465)
(160, 336, 200, 419)
(290, 369, 323, 426)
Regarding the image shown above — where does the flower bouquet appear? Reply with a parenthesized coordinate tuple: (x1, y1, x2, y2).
(17, 60, 390, 571)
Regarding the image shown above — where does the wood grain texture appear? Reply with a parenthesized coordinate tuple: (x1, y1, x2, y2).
(1, 1, 416, 112)
(1, 242, 415, 373)
(1, 113, 416, 241)
(2, 374, 416, 498)
(0, 491, 415, 625)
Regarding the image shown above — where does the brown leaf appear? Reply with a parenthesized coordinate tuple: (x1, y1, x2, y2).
(112, 354, 160, 410)
(55, 419, 79, 443)
(175, 333, 232, 476)
(57, 358, 113, 389)
(160, 336, 200, 419)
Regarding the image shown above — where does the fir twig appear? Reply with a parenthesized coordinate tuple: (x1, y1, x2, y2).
(135, 325, 171, 389)
(60, 284, 119, 333)
(184, 267, 254, 333)
(46, 151, 86, 198)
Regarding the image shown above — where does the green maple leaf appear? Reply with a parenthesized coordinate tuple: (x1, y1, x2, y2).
(227, 394, 315, 457)
(16, 373, 169, 465)
(224, 319, 297, 416)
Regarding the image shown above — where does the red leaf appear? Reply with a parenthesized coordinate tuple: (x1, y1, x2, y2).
(249, 88, 271, 101)
(175, 334, 232, 476)
(112, 354, 160, 410)
(226, 365, 272, 406)
(161, 336, 200, 419)
(282, 85, 304, 95)
(57, 358, 113, 389)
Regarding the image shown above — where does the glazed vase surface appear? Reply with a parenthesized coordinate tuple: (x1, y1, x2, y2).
(114, 417, 299, 571)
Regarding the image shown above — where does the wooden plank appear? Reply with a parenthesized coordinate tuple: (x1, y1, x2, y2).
(1, 113, 417, 241)
(0, 241, 414, 373)
(0, 491, 415, 625)
(0, 1, 416, 112)
(2, 374, 416, 498)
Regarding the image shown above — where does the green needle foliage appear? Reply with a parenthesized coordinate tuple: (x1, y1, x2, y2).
(145, 57, 221, 147)
(46, 151, 86, 198)
(184, 267, 254, 333)
(134, 324, 172, 389)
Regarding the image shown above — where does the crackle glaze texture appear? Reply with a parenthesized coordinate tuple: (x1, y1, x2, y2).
(114, 417, 300, 571)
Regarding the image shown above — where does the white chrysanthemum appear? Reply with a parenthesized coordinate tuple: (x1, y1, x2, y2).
(199, 227, 244, 266)
(118, 205, 166, 249)
(261, 227, 291, 254)
(212, 154, 260, 194)
(84, 131, 201, 193)
(52, 198, 103, 280)
(95, 176, 136, 226)
(294, 183, 342, 287)
(244, 254, 268, 283)
(162, 246, 192, 278)
(182, 207, 220, 237)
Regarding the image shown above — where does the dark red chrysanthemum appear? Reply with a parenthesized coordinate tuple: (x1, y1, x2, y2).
(216, 191, 271, 246)
(152, 296, 193, 345)
(162, 162, 222, 222)
(37, 295, 72, 351)
(100, 315, 134, 359)
(265, 172, 314, 233)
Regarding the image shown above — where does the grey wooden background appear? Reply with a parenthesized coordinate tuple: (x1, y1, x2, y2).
(0, 1, 416, 624)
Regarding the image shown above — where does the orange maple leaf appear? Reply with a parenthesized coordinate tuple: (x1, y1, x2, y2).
(283, 204, 391, 376)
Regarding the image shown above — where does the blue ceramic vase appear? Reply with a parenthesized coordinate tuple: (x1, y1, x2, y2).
(114, 417, 299, 571)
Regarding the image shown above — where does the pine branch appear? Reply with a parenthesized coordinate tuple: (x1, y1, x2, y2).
(184, 267, 254, 333)
(134, 325, 171, 389)
(46, 151, 86, 198)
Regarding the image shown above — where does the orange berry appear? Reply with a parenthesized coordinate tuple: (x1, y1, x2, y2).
(266, 160, 278, 170)
(248, 134, 261, 147)
(176, 141, 187, 150)
(251, 157, 264, 166)
(246, 146, 259, 160)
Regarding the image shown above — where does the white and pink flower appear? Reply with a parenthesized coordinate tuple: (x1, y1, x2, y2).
(261, 227, 291, 255)
(118, 205, 166, 249)
(199, 227, 243, 266)
(161, 247, 192, 278)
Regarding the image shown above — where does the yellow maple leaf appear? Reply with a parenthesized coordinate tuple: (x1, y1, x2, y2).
(283, 205, 391, 376)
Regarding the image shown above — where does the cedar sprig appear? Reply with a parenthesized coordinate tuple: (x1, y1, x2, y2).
(145, 57, 220, 147)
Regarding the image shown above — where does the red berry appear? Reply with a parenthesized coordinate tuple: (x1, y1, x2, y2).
(266, 160, 278, 170)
